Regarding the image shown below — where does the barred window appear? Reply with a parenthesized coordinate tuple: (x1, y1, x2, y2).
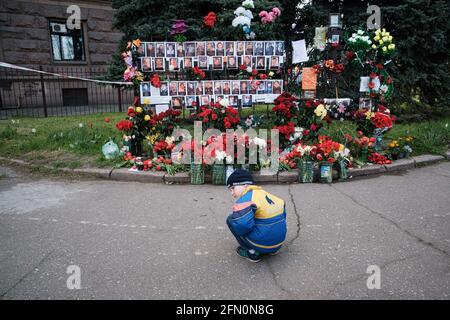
(49, 20, 85, 62)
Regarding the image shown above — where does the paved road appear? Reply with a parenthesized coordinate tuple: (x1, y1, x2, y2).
(0, 162, 449, 300)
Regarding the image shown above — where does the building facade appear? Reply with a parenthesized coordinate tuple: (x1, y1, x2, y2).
(0, 0, 129, 116)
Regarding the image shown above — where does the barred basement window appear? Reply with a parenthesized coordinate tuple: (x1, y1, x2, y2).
(49, 20, 85, 62)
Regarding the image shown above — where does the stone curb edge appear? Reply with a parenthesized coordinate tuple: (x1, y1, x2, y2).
(0, 153, 448, 185)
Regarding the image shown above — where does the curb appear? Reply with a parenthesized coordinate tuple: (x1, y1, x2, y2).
(0, 153, 448, 185)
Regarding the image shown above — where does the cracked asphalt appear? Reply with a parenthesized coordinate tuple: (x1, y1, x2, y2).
(0, 162, 449, 300)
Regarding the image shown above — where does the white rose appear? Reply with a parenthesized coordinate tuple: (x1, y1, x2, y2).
(246, 66, 252, 73)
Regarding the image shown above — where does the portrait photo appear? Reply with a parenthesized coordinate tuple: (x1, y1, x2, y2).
(227, 56, 238, 69)
(254, 42, 264, 56)
(156, 43, 165, 57)
(160, 82, 168, 96)
(195, 42, 206, 56)
(265, 81, 273, 93)
(141, 57, 152, 72)
(176, 43, 185, 57)
(222, 81, 231, 95)
(236, 41, 245, 56)
(275, 41, 284, 56)
(196, 81, 204, 95)
(204, 81, 213, 95)
(265, 41, 274, 56)
(169, 58, 179, 71)
(249, 81, 257, 94)
(206, 42, 215, 56)
(232, 81, 240, 95)
(200, 95, 210, 106)
(171, 96, 185, 109)
(198, 56, 208, 70)
(166, 42, 176, 58)
(270, 56, 280, 69)
(273, 80, 282, 94)
(226, 41, 235, 56)
(242, 95, 252, 107)
(245, 41, 254, 55)
(186, 96, 196, 109)
(178, 82, 186, 96)
(169, 82, 178, 96)
(242, 55, 252, 67)
(255, 56, 266, 70)
(257, 81, 266, 94)
(215, 95, 224, 104)
(229, 95, 238, 107)
(184, 57, 193, 69)
(215, 41, 225, 56)
(187, 82, 196, 96)
(240, 81, 249, 94)
(212, 56, 223, 70)
(146, 42, 156, 57)
(154, 57, 165, 71)
(184, 42, 196, 57)
(142, 82, 151, 97)
(214, 81, 222, 95)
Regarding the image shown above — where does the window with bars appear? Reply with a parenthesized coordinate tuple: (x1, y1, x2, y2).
(49, 20, 85, 62)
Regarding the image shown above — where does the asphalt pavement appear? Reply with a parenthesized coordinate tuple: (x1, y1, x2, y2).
(0, 162, 449, 299)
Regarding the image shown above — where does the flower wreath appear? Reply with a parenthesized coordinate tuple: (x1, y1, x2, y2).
(369, 65, 393, 101)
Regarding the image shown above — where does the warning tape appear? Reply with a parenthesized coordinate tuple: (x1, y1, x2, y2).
(0, 61, 133, 86)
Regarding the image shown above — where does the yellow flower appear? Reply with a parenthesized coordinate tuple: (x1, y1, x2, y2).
(375, 29, 381, 35)
(374, 35, 380, 41)
(339, 144, 345, 152)
(372, 44, 377, 49)
(382, 36, 389, 42)
(382, 46, 388, 52)
(136, 107, 143, 113)
(268, 71, 274, 77)
(389, 44, 395, 50)
(365, 111, 374, 120)
(379, 40, 384, 45)
(314, 104, 327, 120)
(144, 115, 150, 121)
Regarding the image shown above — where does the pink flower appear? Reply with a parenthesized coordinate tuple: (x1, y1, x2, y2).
(271, 7, 281, 17)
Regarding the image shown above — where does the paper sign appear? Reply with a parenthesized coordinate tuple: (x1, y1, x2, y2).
(302, 68, 317, 90)
(314, 27, 328, 51)
(292, 40, 308, 64)
(155, 104, 169, 115)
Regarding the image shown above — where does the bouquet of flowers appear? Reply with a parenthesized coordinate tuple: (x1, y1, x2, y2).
(192, 100, 240, 131)
(372, 28, 396, 56)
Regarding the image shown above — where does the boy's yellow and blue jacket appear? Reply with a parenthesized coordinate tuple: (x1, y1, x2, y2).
(228, 185, 287, 253)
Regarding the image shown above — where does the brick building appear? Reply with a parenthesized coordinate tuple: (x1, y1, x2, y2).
(0, 0, 130, 117)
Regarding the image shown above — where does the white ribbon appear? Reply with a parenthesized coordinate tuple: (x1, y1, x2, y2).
(0, 61, 133, 86)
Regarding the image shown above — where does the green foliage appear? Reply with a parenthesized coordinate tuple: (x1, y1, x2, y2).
(295, 0, 450, 117)
(107, 0, 288, 80)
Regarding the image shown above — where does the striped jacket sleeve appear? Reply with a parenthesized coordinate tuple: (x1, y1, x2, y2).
(229, 196, 257, 236)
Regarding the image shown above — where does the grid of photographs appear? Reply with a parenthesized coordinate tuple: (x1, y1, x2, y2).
(141, 80, 283, 109)
(140, 41, 285, 72)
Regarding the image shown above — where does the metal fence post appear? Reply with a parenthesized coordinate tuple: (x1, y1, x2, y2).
(39, 66, 48, 117)
(117, 86, 122, 112)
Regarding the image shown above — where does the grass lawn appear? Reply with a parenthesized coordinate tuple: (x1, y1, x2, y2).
(0, 110, 449, 170)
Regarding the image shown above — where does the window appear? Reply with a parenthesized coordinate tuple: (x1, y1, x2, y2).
(49, 20, 85, 62)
